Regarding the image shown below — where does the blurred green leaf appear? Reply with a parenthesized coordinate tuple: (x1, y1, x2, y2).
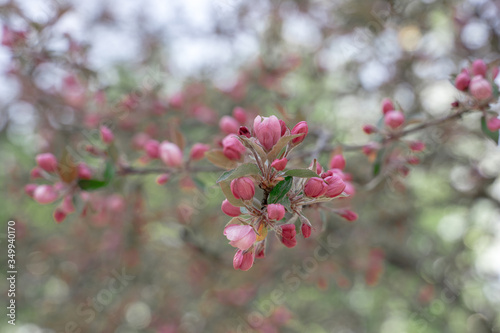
(373, 148, 385, 176)
(77, 179, 108, 191)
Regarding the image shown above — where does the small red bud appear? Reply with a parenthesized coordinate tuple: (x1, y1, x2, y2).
(100, 125, 114, 144)
(271, 158, 288, 171)
(238, 126, 251, 138)
(156, 173, 170, 185)
(362, 124, 377, 134)
(381, 98, 395, 114)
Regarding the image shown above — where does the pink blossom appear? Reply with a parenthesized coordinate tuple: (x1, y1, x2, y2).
(469, 76, 492, 100)
(267, 204, 285, 220)
(291, 121, 308, 144)
(381, 98, 395, 114)
(280, 224, 297, 248)
(222, 135, 246, 160)
(455, 72, 470, 91)
(36, 153, 58, 173)
(304, 177, 327, 198)
(221, 199, 241, 217)
(144, 140, 160, 159)
(271, 158, 288, 171)
(253, 115, 281, 150)
(190, 143, 210, 161)
(100, 125, 114, 144)
(159, 141, 183, 167)
(77, 163, 92, 180)
(33, 185, 58, 204)
(329, 154, 346, 170)
(233, 249, 254, 271)
(219, 116, 240, 134)
(230, 177, 255, 200)
(232, 107, 248, 124)
(224, 224, 256, 250)
(384, 110, 405, 129)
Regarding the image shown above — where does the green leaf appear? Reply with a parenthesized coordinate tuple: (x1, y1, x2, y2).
(77, 179, 108, 191)
(481, 116, 499, 143)
(268, 176, 293, 204)
(104, 161, 115, 183)
(373, 148, 385, 176)
(284, 169, 319, 178)
(267, 134, 303, 162)
(216, 163, 261, 183)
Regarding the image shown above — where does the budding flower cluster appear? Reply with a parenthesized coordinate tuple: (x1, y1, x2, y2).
(213, 114, 357, 271)
(454, 59, 498, 102)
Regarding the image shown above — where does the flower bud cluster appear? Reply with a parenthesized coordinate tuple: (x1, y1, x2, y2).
(213, 114, 357, 271)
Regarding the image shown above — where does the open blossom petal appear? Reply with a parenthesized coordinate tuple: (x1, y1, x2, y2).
(223, 224, 256, 250)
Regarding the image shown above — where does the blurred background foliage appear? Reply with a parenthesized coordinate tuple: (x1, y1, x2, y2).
(1, 0, 500, 332)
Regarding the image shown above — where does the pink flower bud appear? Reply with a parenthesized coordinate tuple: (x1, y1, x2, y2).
(324, 174, 346, 198)
(159, 141, 183, 167)
(472, 59, 487, 77)
(233, 249, 254, 271)
(454, 72, 470, 91)
(409, 141, 425, 152)
(36, 153, 58, 173)
(221, 199, 241, 217)
(30, 167, 43, 179)
(469, 76, 492, 100)
(338, 209, 358, 222)
(304, 177, 327, 198)
(291, 121, 308, 144)
(168, 92, 184, 108)
(220, 116, 240, 134)
(190, 143, 210, 161)
(267, 204, 285, 220)
(77, 163, 92, 180)
(33, 185, 58, 204)
(280, 224, 297, 248)
(487, 117, 500, 131)
(493, 67, 499, 79)
(132, 133, 150, 149)
(222, 135, 246, 160)
(407, 156, 420, 165)
(230, 177, 255, 200)
(25, 184, 37, 197)
(329, 154, 346, 170)
(271, 158, 288, 171)
(224, 224, 256, 250)
(53, 209, 66, 223)
(156, 173, 170, 185)
(61, 195, 75, 214)
(384, 110, 405, 129)
(144, 140, 160, 159)
(362, 125, 377, 134)
(301, 223, 312, 238)
(238, 126, 251, 138)
(279, 120, 288, 136)
(343, 182, 356, 196)
(309, 160, 323, 175)
(253, 115, 281, 150)
(381, 98, 395, 114)
(232, 107, 248, 124)
(100, 125, 114, 144)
